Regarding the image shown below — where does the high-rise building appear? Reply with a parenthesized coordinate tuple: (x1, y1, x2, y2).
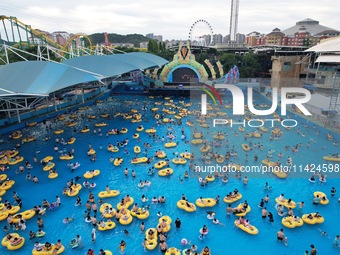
(146, 33, 154, 39)
(235, 33, 245, 43)
(213, 34, 223, 45)
(153, 35, 163, 42)
(146, 33, 163, 42)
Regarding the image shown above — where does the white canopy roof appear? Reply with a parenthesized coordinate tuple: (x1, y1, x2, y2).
(315, 55, 340, 63)
(305, 37, 340, 52)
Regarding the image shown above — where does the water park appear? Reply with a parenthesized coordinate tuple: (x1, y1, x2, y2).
(0, 42, 339, 255)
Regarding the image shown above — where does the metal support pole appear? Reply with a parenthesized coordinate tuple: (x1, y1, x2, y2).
(6, 101, 11, 118)
(10, 17, 15, 42)
(2, 19, 10, 42)
(82, 88, 85, 103)
(5, 44, 9, 64)
(17, 109, 21, 123)
(25, 25, 30, 47)
(54, 92, 57, 111)
(47, 45, 50, 61)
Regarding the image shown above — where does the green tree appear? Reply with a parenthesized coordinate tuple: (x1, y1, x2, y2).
(219, 53, 238, 72)
(238, 52, 260, 77)
(147, 39, 159, 53)
(89, 33, 150, 47)
(195, 52, 209, 65)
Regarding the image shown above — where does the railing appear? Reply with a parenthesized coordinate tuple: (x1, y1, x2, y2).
(307, 67, 338, 73)
(295, 103, 340, 133)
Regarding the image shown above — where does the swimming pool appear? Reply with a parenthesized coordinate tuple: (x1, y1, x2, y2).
(0, 94, 339, 255)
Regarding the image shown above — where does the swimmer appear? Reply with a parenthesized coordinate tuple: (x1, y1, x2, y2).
(212, 218, 225, 226)
(264, 182, 272, 190)
(36, 229, 45, 238)
(276, 228, 288, 246)
(331, 187, 336, 197)
(141, 195, 148, 202)
(26, 173, 31, 181)
(63, 215, 74, 224)
(334, 235, 340, 247)
(206, 211, 215, 220)
(119, 240, 126, 254)
(309, 175, 316, 183)
(318, 228, 330, 239)
(181, 238, 191, 245)
(83, 181, 90, 188)
(75, 196, 81, 206)
(29, 230, 36, 239)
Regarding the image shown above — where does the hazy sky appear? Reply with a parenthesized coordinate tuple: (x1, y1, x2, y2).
(0, 0, 339, 40)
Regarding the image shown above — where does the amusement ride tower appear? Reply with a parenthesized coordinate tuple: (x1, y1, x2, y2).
(229, 0, 239, 43)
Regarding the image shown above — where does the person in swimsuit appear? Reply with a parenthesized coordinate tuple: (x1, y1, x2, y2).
(277, 228, 288, 246)
(159, 240, 168, 253)
(119, 240, 126, 254)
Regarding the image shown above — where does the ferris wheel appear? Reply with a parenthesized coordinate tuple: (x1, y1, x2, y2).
(188, 19, 214, 46)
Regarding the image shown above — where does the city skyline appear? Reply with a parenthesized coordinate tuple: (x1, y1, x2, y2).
(0, 0, 339, 40)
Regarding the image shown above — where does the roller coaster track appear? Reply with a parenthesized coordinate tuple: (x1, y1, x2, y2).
(0, 15, 93, 55)
(0, 15, 64, 49)
(64, 33, 93, 52)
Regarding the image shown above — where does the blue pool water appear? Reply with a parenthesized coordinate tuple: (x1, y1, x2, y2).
(0, 94, 339, 255)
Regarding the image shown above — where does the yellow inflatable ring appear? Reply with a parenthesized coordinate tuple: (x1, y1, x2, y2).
(134, 146, 141, 154)
(98, 221, 116, 231)
(158, 168, 173, 177)
(98, 190, 120, 198)
(172, 158, 187, 164)
(154, 161, 167, 169)
(43, 162, 55, 171)
(48, 172, 58, 179)
(66, 189, 79, 197)
(223, 193, 242, 203)
(302, 213, 325, 224)
(281, 216, 304, 228)
(158, 216, 172, 225)
(275, 197, 296, 209)
(234, 203, 251, 217)
(164, 142, 177, 148)
(313, 191, 329, 205)
(131, 157, 148, 164)
(191, 139, 203, 145)
(234, 220, 258, 235)
(114, 158, 123, 166)
(195, 198, 216, 207)
(119, 213, 133, 225)
(165, 247, 181, 255)
(1, 233, 25, 250)
(176, 200, 196, 212)
(59, 155, 74, 160)
(130, 209, 150, 220)
(117, 197, 134, 210)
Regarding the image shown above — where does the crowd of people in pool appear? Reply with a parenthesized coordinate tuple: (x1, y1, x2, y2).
(0, 95, 339, 255)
